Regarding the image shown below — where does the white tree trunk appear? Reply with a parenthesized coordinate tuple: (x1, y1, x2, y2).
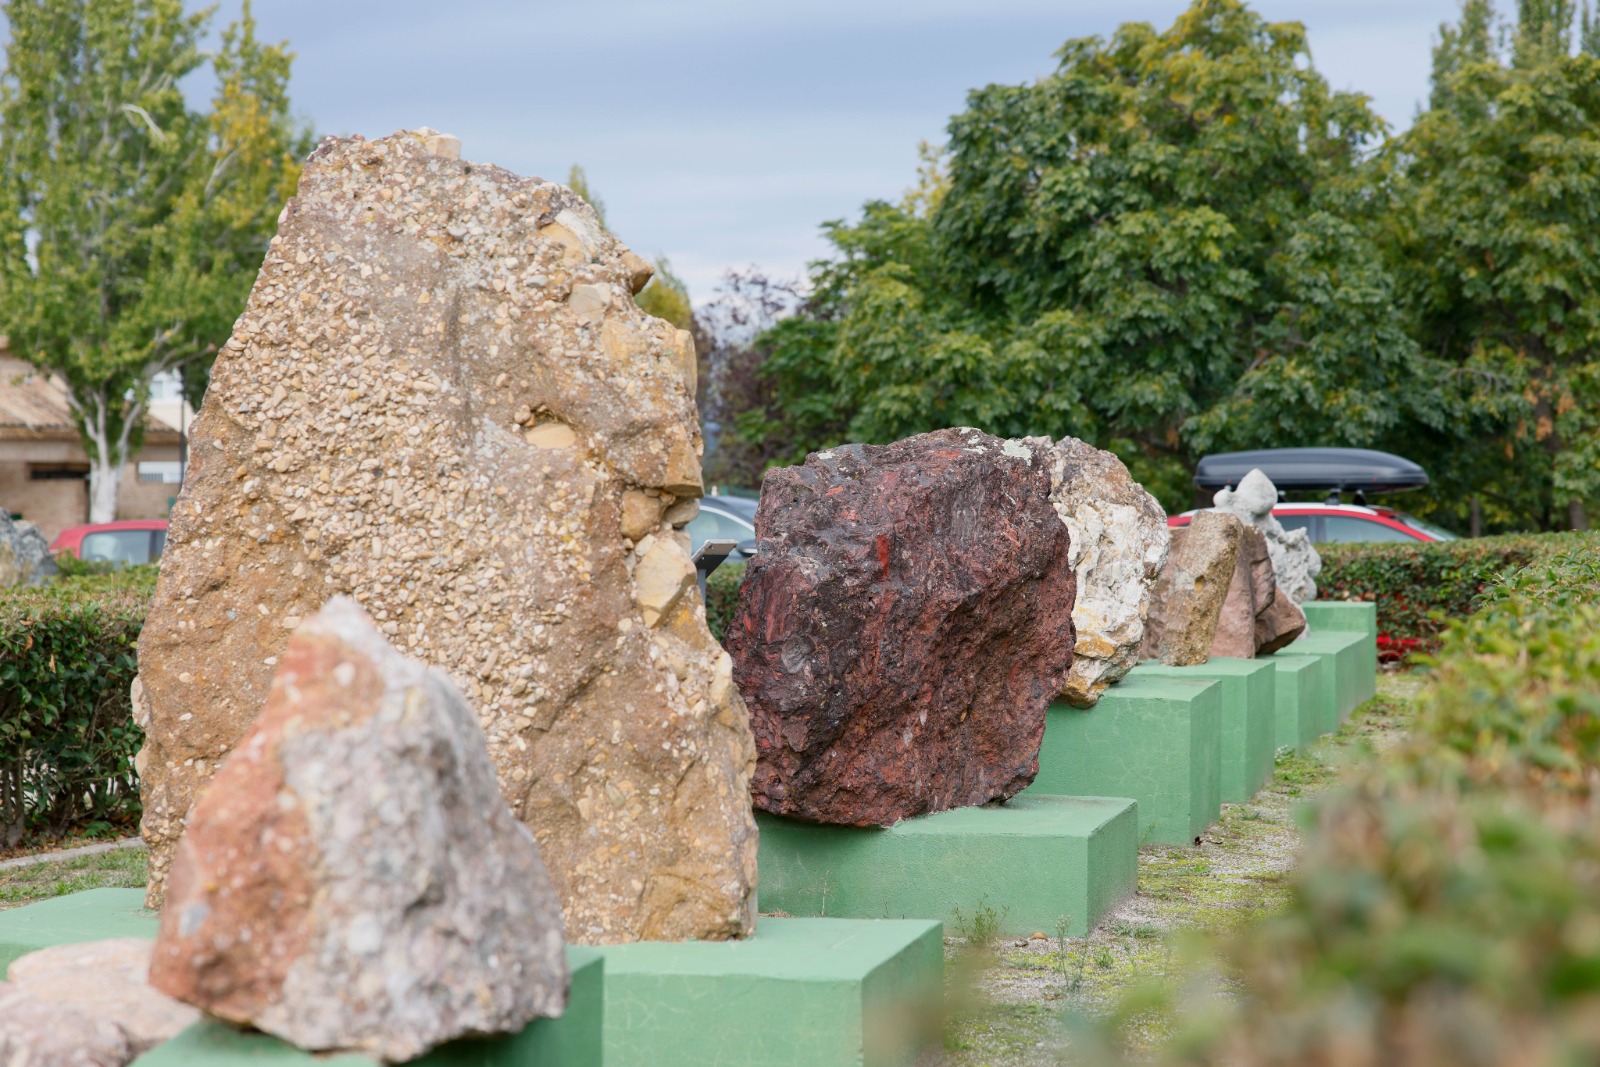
(87, 445, 122, 523)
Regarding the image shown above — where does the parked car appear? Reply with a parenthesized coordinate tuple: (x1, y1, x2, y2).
(1172, 447, 1458, 544)
(685, 494, 758, 560)
(1168, 502, 1456, 544)
(49, 520, 169, 565)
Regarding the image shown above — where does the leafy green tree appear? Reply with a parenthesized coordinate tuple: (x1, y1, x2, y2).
(741, 0, 1435, 512)
(1383, 0, 1600, 532)
(0, 0, 304, 522)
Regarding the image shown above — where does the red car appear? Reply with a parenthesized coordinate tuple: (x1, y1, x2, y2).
(1166, 502, 1456, 544)
(49, 520, 169, 565)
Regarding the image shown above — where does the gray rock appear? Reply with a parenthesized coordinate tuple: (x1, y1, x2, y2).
(1048, 437, 1170, 706)
(0, 512, 56, 587)
(6, 938, 197, 1054)
(0, 980, 133, 1066)
(1211, 469, 1321, 603)
(149, 597, 569, 1063)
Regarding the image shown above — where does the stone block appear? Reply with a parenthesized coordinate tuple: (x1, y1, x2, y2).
(1264, 653, 1329, 751)
(756, 795, 1138, 938)
(0, 890, 602, 1065)
(1286, 628, 1374, 722)
(595, 918, 943, 1067)
(132, 949, 603, 1066)
(1024, 676, 1222, 845)
(1302, 600, 1379, 692)
(1134, 658, 1276, 803)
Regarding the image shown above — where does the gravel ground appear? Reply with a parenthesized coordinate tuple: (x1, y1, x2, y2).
(939, 673, 1417, 1066)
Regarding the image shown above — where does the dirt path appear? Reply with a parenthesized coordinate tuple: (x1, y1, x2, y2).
(939, 673, 1416, 1066)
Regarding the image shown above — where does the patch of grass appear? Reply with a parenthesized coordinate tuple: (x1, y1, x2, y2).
(0, 846, 146, 908)
(951, 894, 1009, 947)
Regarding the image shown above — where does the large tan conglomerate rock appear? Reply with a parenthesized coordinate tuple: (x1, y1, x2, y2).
(134, 129, 758, 944)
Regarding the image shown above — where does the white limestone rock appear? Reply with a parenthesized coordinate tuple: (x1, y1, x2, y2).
(1212, 468, 1322, 603)
(1047, 437, 1171, 706)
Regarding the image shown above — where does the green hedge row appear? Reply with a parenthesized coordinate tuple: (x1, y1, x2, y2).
(1316, 532, 1593, 655)
(705, 561, 746, 645)
(1126, 533, 1600, 1065)
(0, 564, 156, 847)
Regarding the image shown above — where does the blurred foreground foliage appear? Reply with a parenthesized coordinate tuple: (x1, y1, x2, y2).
(1095, 532, 1600, 1065)
(0, 564, 156, 848)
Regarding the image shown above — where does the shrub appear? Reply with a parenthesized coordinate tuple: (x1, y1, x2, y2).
(705, 560, 746, 644)
(1316, 532, 1591, 657)
(0, 565, 156, 847)
(1116, 532, 1600, 1066)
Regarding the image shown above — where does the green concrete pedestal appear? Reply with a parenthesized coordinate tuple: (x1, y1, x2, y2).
(1132, 659, 1276, 803)
(757, 794, 1138, 938)
(1024, 675, 1221, 845)
(1265, 652, 1327, 751)
(595, 918, 943, 1067)
(1286, 628, 1374, 722)
(0, 889, 604, 1067)
(1303, 600, 1380, 697)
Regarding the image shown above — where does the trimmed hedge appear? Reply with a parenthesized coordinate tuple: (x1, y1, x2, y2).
(1316, 532, 1592, 658)
(0, 565, 156, 847)
(1120, 533, 1600, 1065)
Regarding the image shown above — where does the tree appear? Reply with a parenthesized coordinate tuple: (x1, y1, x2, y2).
(1383, 0, 1600, 531)
(0, 0, 304, 521)
(741, 0, 1435, 511)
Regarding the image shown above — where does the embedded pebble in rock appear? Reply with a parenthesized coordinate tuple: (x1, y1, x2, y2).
(134, 128, 757, 944)
(726, 428, 1076, 826)
(0, 981, 132, 1066)
(0, 512, 56, 587)
(1048, 437, 1170, 706)
(6, 939, 198, 1054)
(1211, 468, 1322, 603)
(1210, 525, 1306, 658)
(1140, 510, 1244, 667)
(149, 598, 568, 1063)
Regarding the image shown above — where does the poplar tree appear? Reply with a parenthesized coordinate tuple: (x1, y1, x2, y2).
(0, 0, 305, 522)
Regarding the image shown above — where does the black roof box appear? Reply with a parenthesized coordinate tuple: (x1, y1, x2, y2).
(1194, 448, 1429, 495)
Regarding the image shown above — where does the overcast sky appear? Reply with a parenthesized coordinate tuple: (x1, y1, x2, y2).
(188, 1, 1462, 301)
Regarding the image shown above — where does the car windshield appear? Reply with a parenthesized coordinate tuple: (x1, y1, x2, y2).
(1392, 512, 1459, 541)
(80, 529, 153, 565)
(688, 505, 756, 555)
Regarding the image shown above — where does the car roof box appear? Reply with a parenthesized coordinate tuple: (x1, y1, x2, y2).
(1194, 448, 1429, 495)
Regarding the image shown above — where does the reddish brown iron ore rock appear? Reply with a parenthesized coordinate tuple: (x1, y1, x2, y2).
(726, 428, 1076, 826)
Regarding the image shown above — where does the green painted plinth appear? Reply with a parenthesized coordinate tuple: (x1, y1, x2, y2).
(1302, 599, 1378, 640)
(595, 917, 943, 1067)
(1025, 675, 1222, 845)
(1264, 652, 1328, 750)
(1303, 600, 1380, 694)
(756, 794, 1138, 938)
(1, 890, 604, 1066)
(135, 948, 603, 1066)
(0, 887, 156, 970)
(1133, 658, 1276, 804)
(1286, 628, 1374, 722)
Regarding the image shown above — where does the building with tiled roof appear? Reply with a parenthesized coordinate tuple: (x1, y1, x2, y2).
(0, 350, 188, 542)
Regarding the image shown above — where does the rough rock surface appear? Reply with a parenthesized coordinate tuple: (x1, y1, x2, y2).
(1212, 468, 1322, 603)
(1210, 526, 1306, 658)
(134, 129, 757, 943)
(1048, 437, 1169, 706)
(1140, 510, 1244, 666)
(7, 939, 197, 1054)
(726, 428, 1076, 826)
(0, 981, 132, 1066)
(149, 598, 567, 1063)
(0, 512, 56, 587)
